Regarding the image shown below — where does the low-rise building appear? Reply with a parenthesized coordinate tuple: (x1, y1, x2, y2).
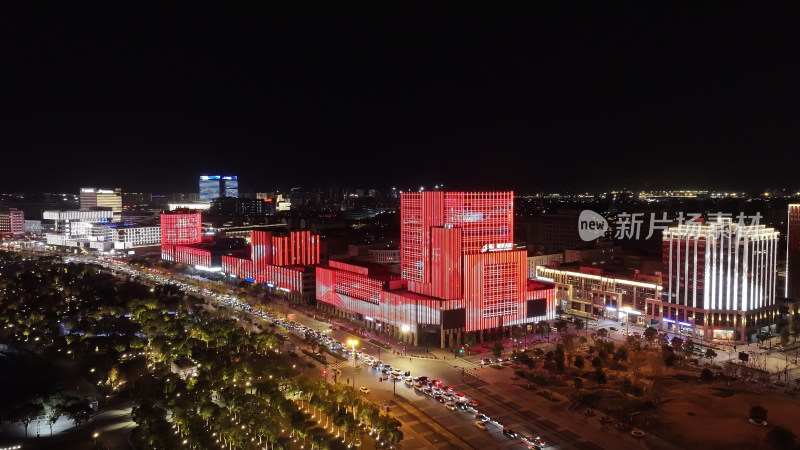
(535, 265, 661, 325)
(0, 208, 24, 236)
(170, 358, 199, 379)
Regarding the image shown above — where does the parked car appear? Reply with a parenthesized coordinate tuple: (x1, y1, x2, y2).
(475, 413, 489, 422)
(610, 326, 619, 331)
(445, 402, 458, 411)
(474, 421, 489, 430)
(359, 387, 370, 394)
(503, 427, 520, 438)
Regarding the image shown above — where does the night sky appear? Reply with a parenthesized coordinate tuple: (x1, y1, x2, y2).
(5, 3, 800, 194)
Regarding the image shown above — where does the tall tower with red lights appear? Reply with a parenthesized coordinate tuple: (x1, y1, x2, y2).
(400, 191, 527, 332)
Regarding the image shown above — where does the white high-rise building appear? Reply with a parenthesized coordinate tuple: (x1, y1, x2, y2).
(654, 218, 779, 342)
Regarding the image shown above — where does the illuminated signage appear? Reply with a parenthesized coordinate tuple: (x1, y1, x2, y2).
(481, 243, 513, 253)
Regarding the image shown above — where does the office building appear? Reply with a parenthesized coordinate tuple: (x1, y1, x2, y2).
(109, 225, 161, 250)
(519, 211, 587, 254)
(535, 265, 661, 323)
(24, 220, 44, 235)
(79, 188, 123, 221)
(0, 208, 25, 236)
(199, 175, 238, 202)
(160, 211, 207, 265)
(317, 191, 555, 348)
(161, 212, 202, 246)
(208, 198, 275, 216)
(160, 211, 247, 269)
(222, 230, 320, 302)
(167, 202, 211, 211)
(787, 204, 800, 301)
(43, 209, 114, 249)
(650, 218, 779, 342)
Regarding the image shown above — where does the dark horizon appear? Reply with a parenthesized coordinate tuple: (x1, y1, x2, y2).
(6, 3, 800, 194)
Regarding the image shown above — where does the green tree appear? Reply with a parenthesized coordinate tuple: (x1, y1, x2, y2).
(43, 394, 68, 435)
(749, 405, 768, 422)
(554, 319, 569, 335)
(64, 399, 92, 426)
(705, 348, 718, 360)
(554, 345, 566, 372)
(614, 346, 628, 362)
(13, 402, 44, 437)
(700, 368, 713, 382)
(663, 349, 677, 368)
(780, 327, 791, 347)
(643, 326, 658, 342)
(574, 355, 585, 369)
(792, 320, 800, 345)
(537, 321, 551, 339)
(492, 341, 504, 359)
(574, 318, 585, 334)
(595, 368, 607, 385)
(683, 338, 695, 356)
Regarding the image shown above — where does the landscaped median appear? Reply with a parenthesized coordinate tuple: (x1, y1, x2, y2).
(302, 348, 329, 365)
(368, 339, 391, 350)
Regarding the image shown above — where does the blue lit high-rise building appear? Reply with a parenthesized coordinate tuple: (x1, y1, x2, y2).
(199, 175, 238, 202)
(199, 176, 221, 202)
(223, 176, 238, 199)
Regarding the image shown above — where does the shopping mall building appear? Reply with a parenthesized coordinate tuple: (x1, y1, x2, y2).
(316, 191, 555, 348)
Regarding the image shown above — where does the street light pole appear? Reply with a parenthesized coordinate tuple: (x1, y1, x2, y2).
(348, 340, 358, 368)
(623, 307, 631, 337)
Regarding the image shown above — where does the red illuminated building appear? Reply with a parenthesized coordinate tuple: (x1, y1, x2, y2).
(160, 212, 202, 245)
(160, 212, 213, 266)
(223, 230, 320, 302)
(317, 191, 555, 348)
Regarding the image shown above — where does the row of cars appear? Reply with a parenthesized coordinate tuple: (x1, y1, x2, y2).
(402, 373, 547, 449)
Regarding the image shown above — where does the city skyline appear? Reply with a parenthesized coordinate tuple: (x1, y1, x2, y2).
(6, 3, 800, 193)
(6, 4, 800, 449)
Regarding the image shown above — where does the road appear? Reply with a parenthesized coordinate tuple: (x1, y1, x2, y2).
(0, 401, 135, 450)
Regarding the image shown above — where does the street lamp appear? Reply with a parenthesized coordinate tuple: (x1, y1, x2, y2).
(622, 307, 631, 337)
(348, 340, 358, 368)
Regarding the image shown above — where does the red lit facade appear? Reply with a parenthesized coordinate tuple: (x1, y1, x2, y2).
(160, 212, 202, 245)
(160, 212, 208, 266)
(222, 229, 320, 301)
(462, 249, 527, 330)
(317, 191, 554, 348)
(162, 245, 211, 267)
(271, 230, 320, 267)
